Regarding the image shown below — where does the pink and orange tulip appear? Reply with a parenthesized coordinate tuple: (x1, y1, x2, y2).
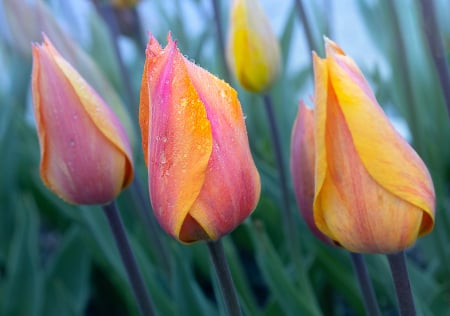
(139, 35, 261, 243)
(32, 36, 134, 205)
(227, 0, 281, 93)
(310, 38, 435, 253)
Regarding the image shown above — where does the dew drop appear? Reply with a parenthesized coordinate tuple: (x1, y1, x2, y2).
(160, 152, 167, 164)
(73, 114, 78, 120)
(162, 136, 167, 143)
(220, 90, 226, 98)
(69, 139, 76, 147)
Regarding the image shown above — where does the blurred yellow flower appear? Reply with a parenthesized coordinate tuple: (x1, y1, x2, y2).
(227, 0, 281, 93)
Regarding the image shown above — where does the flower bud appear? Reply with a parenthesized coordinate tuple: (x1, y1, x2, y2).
(312, 38, 435, 253)
(139, 34, 261, 243)
(227, 0, 281, 93)
(32, 35, 133, 205)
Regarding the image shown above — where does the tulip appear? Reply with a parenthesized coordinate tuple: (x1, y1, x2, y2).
(290, 102, 334, 245)
(312, 38, 435, 253)
(139, 34, 261, 243)
(32, 35, 134, 205)
(227, 0, 281, 93)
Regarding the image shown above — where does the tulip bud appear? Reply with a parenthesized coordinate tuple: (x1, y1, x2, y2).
(32, 35, 134, 205)
(227, 0, 281, 93)
(139, 34, 261, 243)
(290, 102, 334, 245)
(312, 38, 435, 253)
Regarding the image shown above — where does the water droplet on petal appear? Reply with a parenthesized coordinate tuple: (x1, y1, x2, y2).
(160, 152, 167, 164)
(69, 139, 76, 147)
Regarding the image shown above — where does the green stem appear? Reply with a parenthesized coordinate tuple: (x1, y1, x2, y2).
(350, 253, 382, 316)
(262, 94, 297, 255)
(387, 251, 416, 316)
(207, 240, 242, 316)
(211, 0, 231, 83)
(294, 0, 316, 55)
(103, 201, 156, 316)
(386, 1, 422, 153)
(93, 2, 138, 116)
(418, 0, 450, 120)
(262, 94, 319, 308)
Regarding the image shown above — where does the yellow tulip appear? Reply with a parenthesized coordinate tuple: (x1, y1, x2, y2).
(139, 35, 261, 243)
(227, 0, 281, 93)
(312, 38, 435, 253)
(32, 36, 134, 205)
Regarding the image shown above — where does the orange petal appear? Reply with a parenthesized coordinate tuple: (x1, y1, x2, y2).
(183, 58, 261, 241)
(325, 39, 435, 235)
(140, 36, 213, 240)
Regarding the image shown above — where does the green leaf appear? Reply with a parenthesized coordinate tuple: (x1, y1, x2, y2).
(247, 222, 321, 316)
(1, 196, 44, 316)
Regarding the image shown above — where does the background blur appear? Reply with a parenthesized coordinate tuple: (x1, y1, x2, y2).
(0, 0, 449, 315)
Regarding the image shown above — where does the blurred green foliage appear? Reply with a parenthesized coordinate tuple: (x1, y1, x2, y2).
(0, 0, 449, 315)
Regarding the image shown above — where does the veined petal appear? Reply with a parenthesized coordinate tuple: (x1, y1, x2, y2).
(184, 59, 261, 241)
(316, 80, 422, 253)
(41, 36, 134, 189)
(140, 36, 213, 241)
(32, 38, 133, 204)
(325, 40, 435, 235)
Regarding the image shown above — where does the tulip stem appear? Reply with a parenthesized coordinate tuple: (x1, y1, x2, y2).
(294, 0, 317, 55)
(207, 239, 242, 316)
(211, 0, 232, 83)
(350, 253, 382, 316)
(387, 251, 416, 316)
(93, 2, 138, 116)
(418, 0, 450, 120)
(262, 94, 298, 257)
(103, 201, 157, 316)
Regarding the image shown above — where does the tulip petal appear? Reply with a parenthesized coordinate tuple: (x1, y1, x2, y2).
(290, 102, 333, 244)
(227, 0, 281, 92)
(314, 75, 423, 253)
(184, 61, 261, 241)
(325, 40, 435, 235)
(140, 36, 213, 241)
(32, 39, 132, 204)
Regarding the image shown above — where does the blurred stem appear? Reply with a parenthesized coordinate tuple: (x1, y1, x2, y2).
(294, 0, 316, 55)
(387, 251, 416, 316)
(262, 94, 317, 305)
(386, 1, 422, 152)
(103, 201, 156, 316)
(130, 178, 172, 278)
(262, 94, 298, 254)
(207, 240, 243, 316)
(418, 0, 450, 120)
(350, 253, 382, 316)
(211, 0, 231, 82)
(94, 3, 138, 117)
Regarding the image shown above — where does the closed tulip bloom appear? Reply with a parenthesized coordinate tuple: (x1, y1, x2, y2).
(139, 35, 260, 243)
(227, 0, 281, 93)
(313, 38, 435, 254)
(290, 102, 333, 245)
(32, 36, 133, 205)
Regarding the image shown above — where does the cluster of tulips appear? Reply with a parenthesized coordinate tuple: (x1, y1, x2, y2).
(30, 0, 436, 315)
